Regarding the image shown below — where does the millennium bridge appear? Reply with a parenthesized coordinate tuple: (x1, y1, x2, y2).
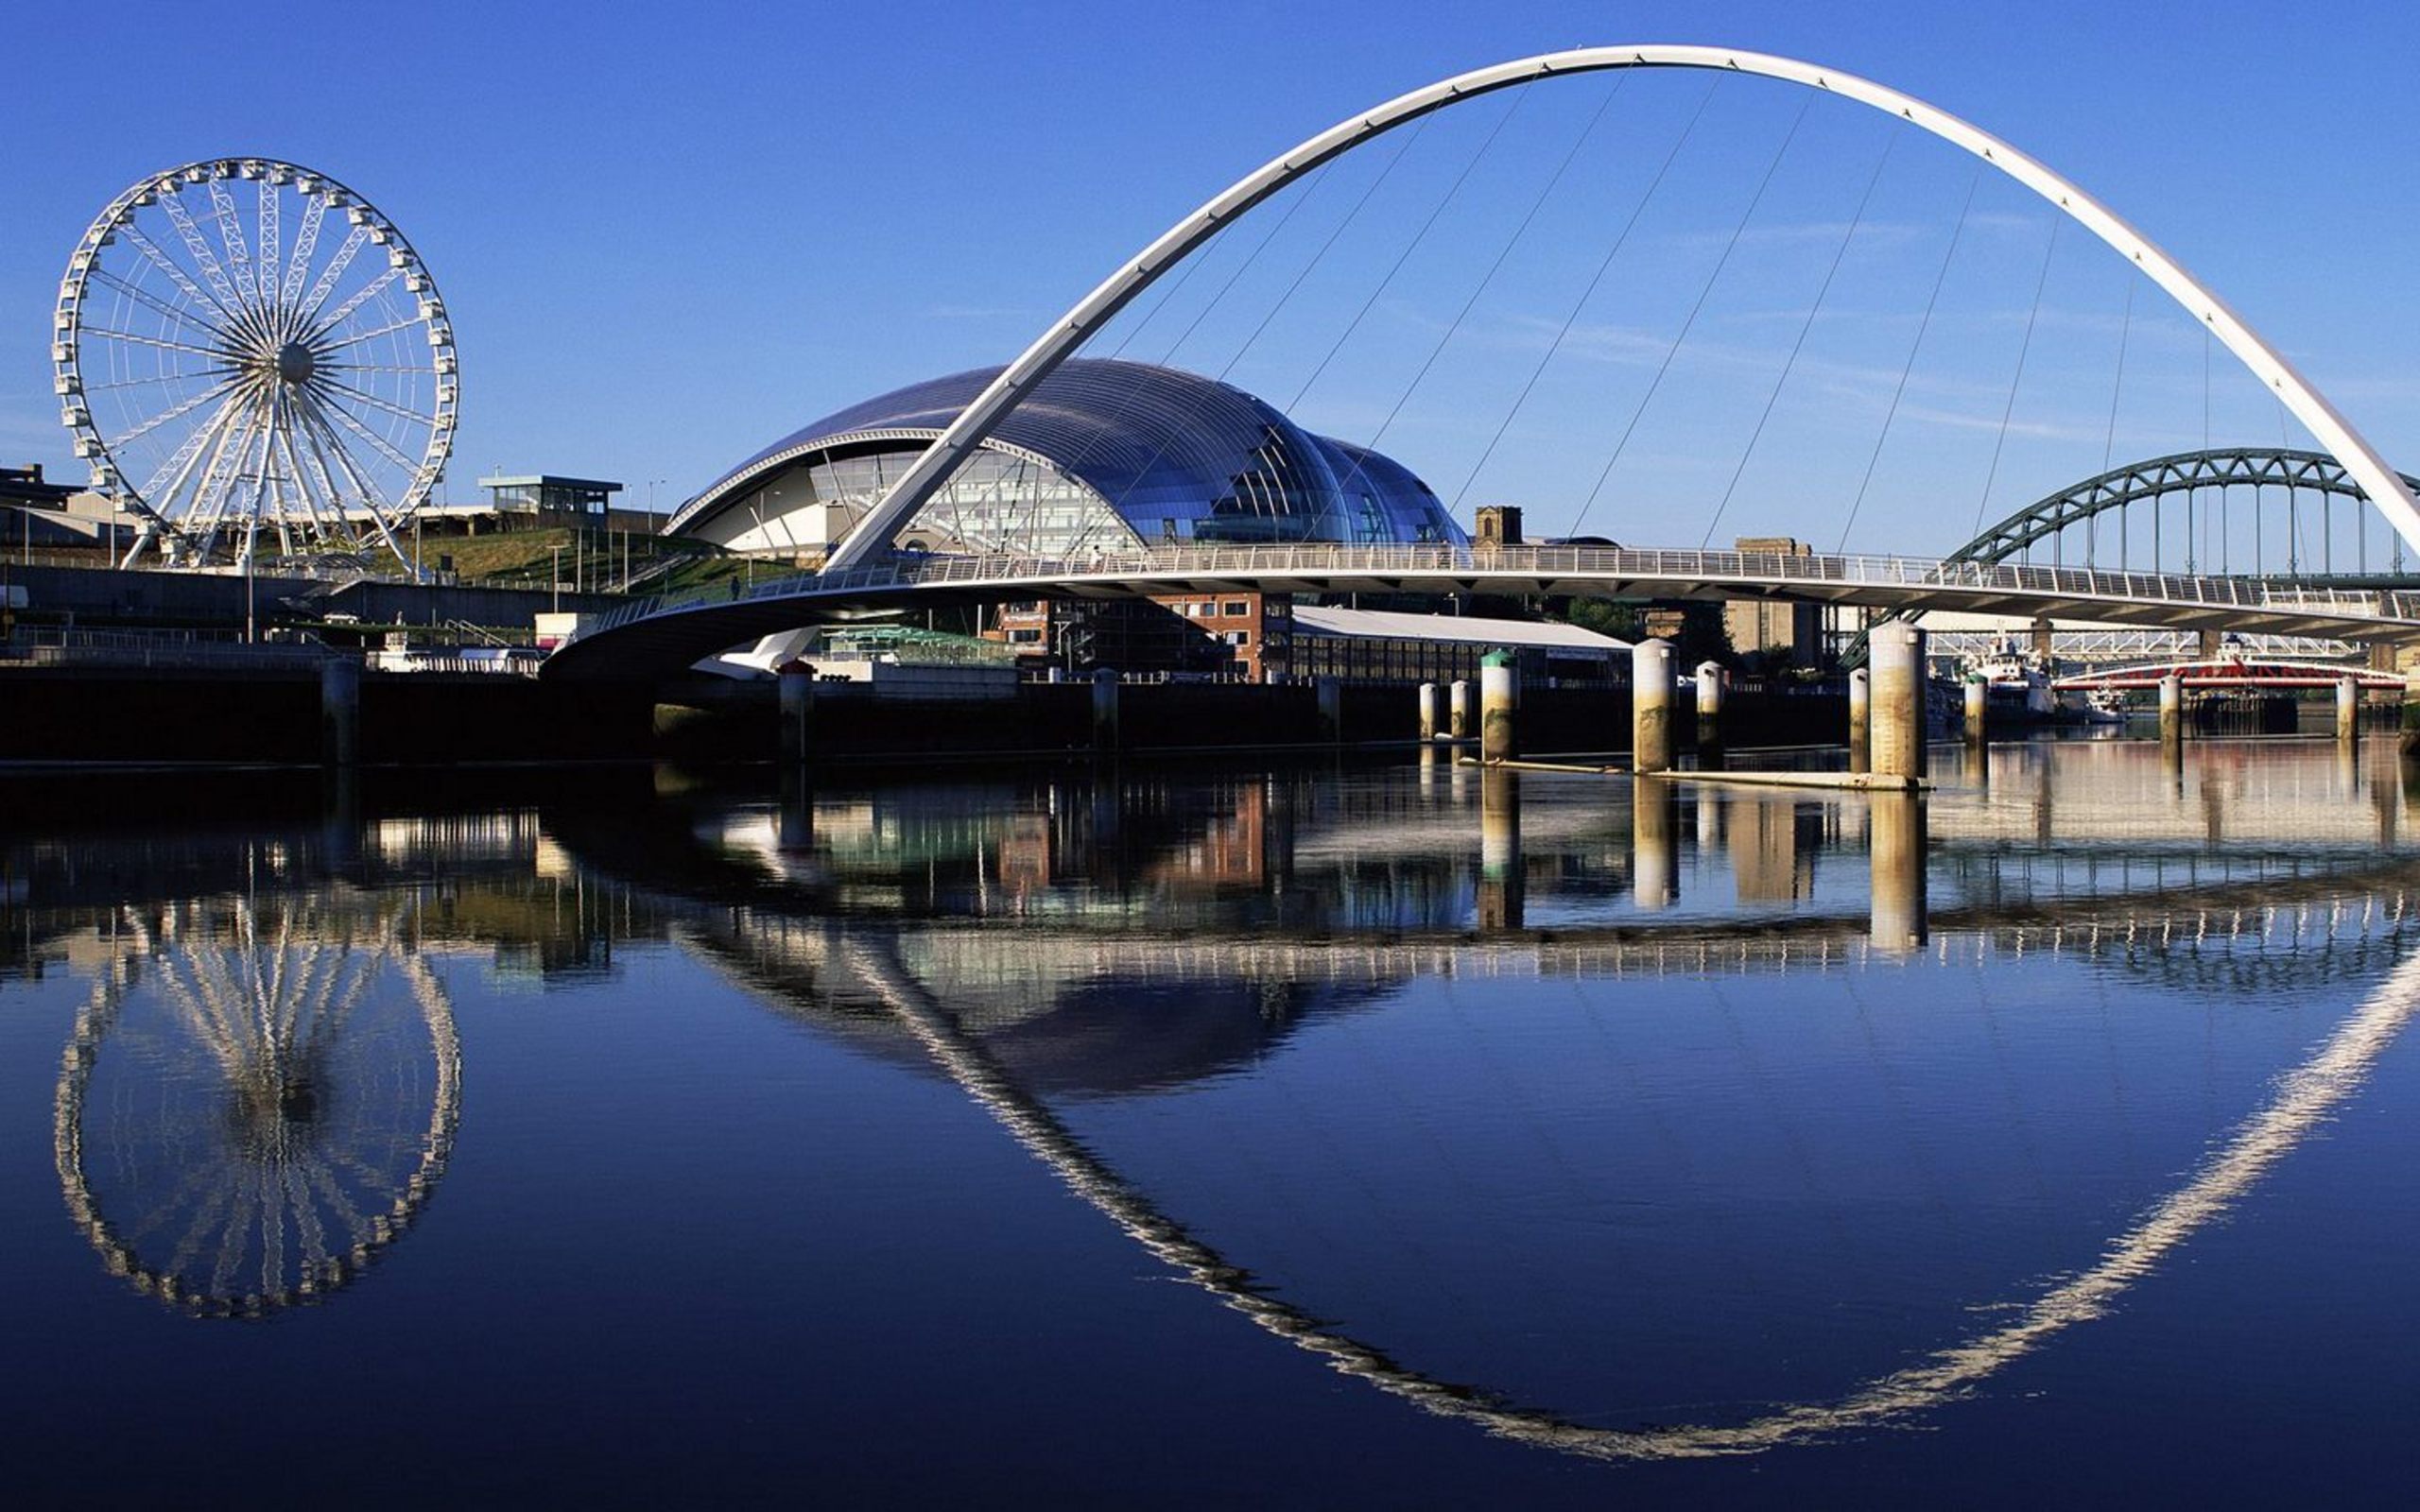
(545, 45, 2420, 683)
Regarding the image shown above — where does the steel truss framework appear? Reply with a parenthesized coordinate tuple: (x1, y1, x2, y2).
(1951, 447, 2420, 580)
(54, 158, 458, 572)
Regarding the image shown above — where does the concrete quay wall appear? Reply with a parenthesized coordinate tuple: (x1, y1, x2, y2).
(5, 564, 620, 631)
(0, 669, 1842, 766)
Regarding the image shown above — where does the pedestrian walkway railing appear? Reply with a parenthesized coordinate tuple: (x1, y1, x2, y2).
(560, 544, 2420, 649)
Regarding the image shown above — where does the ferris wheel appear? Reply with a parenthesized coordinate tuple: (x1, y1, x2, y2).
(54, 159, 458, 572)
(54, 894, 461, 1318)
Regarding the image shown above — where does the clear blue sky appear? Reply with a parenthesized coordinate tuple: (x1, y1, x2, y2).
(9, 0, 2417, 557)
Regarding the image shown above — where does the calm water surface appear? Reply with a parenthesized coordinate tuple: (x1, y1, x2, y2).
(5, 738, 2419, 1505)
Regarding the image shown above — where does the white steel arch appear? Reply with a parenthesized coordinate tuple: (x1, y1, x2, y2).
(823, 45, 2420, 572)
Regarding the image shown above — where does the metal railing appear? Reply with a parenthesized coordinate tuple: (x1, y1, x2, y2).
(0, 627, 336, 671)
(559, 543, 2420, 649)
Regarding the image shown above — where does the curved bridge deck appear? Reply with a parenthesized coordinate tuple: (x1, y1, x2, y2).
(544, 543, 2420, 680)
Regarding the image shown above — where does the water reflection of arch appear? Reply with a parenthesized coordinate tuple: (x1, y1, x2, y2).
(804, 902, 2420, 1462)
(53, 891, 460, 1319)
(560, 766, 2420, 1455)
(680, 909, 1397, 1097)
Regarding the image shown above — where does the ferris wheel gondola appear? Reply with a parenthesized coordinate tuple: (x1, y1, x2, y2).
(54, 159, 458, 573)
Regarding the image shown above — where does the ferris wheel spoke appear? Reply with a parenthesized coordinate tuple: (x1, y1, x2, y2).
(112, 374, 245, 451)
(283, 1161, 331, 1274)
(302, 1157, 375, 1249)
(229, 417, 282, 558)
(163, 1175, 242, 1283)
(279, 190, 327, 313)
(255, 1165, 287, 1300)
(305, 385, 425, 474)
(120, 225, 242, 331)
(304, 265, 404, 344)
(123, 1158, 236, 1246)
(286, 405, 354, 522)
(313, 313, 424, 356)
(204, 178, 263, 316)
(297, 225, 372, 327)
(89, 267, 226, 336)
(85, 371, 222, 393)
(158, 193, 251, 331)
(295, 394, 399, 523)
(268, 410, 338, 541)
(183, 398, 271, 547)
(136, 385, 255, 520)
(310, 372, 437, 433)
(256, 180, 280, 302)
(209, 1187, 254, 1301)
(82, 327, 238, 362)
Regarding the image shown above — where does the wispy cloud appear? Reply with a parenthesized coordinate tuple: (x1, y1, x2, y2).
(919, 303, 1037, 321)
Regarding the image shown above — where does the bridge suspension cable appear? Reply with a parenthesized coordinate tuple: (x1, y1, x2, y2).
(1837, 164, 1982, 552)
(1571, 93, 1815, 538)
(1328, 75, 1632, 507)
(1452, 77, 1720, 516)
(1703, 123, 1900, 546)
(819, 45, 2420, 576)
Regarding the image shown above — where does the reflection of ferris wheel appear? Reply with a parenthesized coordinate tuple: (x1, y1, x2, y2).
(54, 159, 458, 572)
(53, 896, 460, 1318)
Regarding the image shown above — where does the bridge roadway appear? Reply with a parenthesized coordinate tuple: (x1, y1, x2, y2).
(541, 543, 2420, 680)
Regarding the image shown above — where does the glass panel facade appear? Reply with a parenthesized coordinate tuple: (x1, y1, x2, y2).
(678, 359, 1472, 554)
(718, 447, 1141, 557)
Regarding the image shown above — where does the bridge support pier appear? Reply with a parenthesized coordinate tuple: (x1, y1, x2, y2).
(1417, 681, 1443, 741)
(320, 655, 362, 768)
(1695, 661, 1726, 756)
(1963, 675, 1987, 748)
(1869, 792, 1928, 954)
(1478, 766, 1523, 931)
(1633, 775, 1677, 910)
(1869, 622, 1926, 781)
(1448, 679, 1472, 741)
(2159, 674, 2184, 747)
(1092, 668, 1121, 751)
(1317, 676, 1343, 745)
(2338, 674, 2361, 746)
(777, 665, 815, 766)
(1633, 638, 1674, 773)
(1848, 667, 1870, 772)
(2200, 627, 2224, 660)
(1480, 653, 1517, 761)
(778, 765, 814, 851)
(2403, 673, 2420, 764)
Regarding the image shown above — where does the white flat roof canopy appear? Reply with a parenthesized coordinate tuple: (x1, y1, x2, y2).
(1290, 604, 1631, 654)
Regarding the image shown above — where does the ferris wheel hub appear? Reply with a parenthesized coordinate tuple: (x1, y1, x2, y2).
(274, 340, 317, 384)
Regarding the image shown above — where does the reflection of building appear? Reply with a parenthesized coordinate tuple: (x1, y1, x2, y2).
(1727, 796, 1818, 902)
(1144, 782, 1269, 887)
(669, 359, 1465, 558)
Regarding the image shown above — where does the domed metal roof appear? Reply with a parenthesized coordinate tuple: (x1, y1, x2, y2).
(671, 358, 1466, 548)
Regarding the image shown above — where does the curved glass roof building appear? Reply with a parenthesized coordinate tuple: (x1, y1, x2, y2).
(666, 358, 1467, 557)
